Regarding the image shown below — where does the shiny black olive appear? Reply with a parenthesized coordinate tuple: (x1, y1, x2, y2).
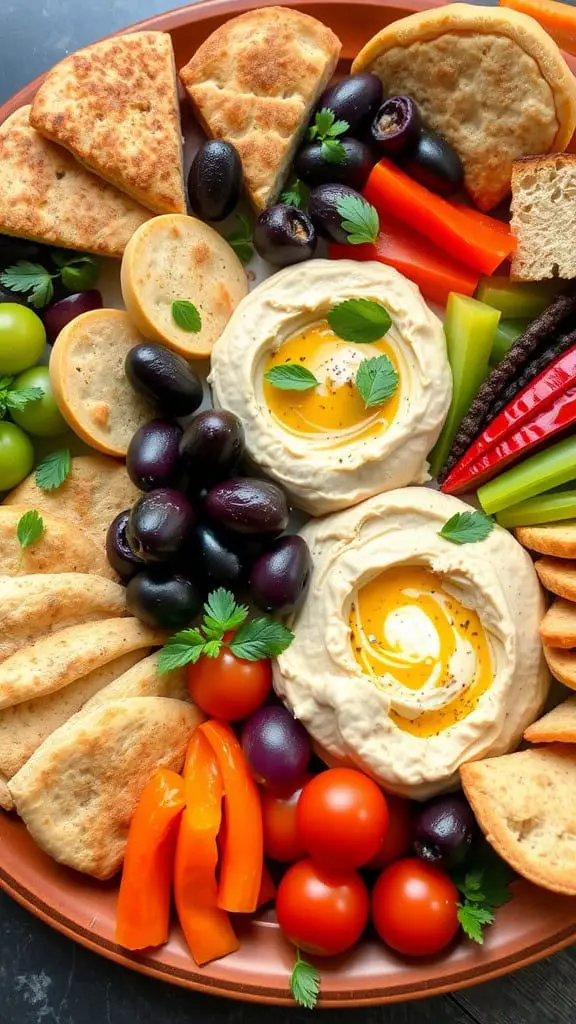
(308, 183, 371, 244)
(253, 205, 317, 267)
(126, 419, 183, 492)
(205, 477, 290, 536)
(179, 410, 245, 486)
(105, 510, 145, 583)
(314, 74, 383, 136)
(400, 129, 464, 197)
(371, 96, 421, 156)
(294, 138, 374, 190)
(250, 535, 312, 614)
(194, 522, 247, 588)
(125, 343, 204, 418)
(187, 140, 243, 221)
(126, 488, 196, 563)
(412, 793, 478, 870)
(126, 571, 203, 629)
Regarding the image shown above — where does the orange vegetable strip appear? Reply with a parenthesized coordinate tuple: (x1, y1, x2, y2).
(500, 0, 576, 52)
(174, 731, 238, 966)
(363, 159, 516, 275)
(116, 768, 185, 951)
(200, 719, 263, 914)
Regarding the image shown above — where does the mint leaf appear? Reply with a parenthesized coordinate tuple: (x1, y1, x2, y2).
(321, 138, 346, 164)
(16, 510, 45, 551)
(290, 955, 320, 1010)
(328, 298, 392, 343)
(336, 194, 379, 245)
(439, 510, 494, 546)
(280, 180, 309, 209)
(171, 300, 201, 333)
(157, 629, 206, 672)
(5, 386, 44, 412)
(355, 355, 398, 408)
(264, 364, 318, 391)
(229, 618, 294, 661)
(203, 588, 249, 638)
(0, 261, 54, 308)
(34, 449, 71, 491)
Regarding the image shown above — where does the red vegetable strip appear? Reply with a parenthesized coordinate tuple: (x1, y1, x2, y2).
(257, 862, 276, 909)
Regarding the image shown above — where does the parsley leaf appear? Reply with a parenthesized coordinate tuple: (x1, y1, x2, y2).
(290, 954, 320, 1010)
(336, 194, 379, 245)
(226, 213, 254, 265)
(34, 449, 71, 491)
(157, 629, 206, 673)
(355, 355, 399, 408)
(171, 300, 201, 333)
(321, 138, 346, 164)
(453, 848, 513, 945)
(280, 179, 309, 209)
(4, 386, 44, 412)
(229, 618, 294, 661)
(328, 298, 392, 343)
(438, 510, 494, 546)
(457, 904, 495, 945)
(0, 261, 55, 308)
(60, 255, 99, 291)
(264, 364, 318, 391)
(16, 510, 45, 551)
(203, 588, 249, 639)
(308, 107, 349, 143)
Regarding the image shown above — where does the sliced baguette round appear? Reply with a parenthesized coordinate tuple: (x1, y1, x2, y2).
(535, 557, 576, 602)
(543, 645, 576, 691)
(516, 520, 576, 558)
(540, 599, 576, 648)
(120, 214, 248, 358)
(524, 696, 576, 744)
(49, 309, 156, 456)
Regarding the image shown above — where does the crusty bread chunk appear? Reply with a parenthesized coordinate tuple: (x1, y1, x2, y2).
(524, 696, 576, 743)
(516, 520, 576, 558)
(540, 599, 576, 648)
(511, 156, 576, 280)
(534, 556, 576, 602)
(543, 645, 576, 691)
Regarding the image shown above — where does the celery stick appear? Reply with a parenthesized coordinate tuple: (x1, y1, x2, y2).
(496, 490, 576, 527)
(490, 320, 527, 366)
(476, 276, 559, 320)
(478, 435, 576, 515)
(429, 294, 500, 479)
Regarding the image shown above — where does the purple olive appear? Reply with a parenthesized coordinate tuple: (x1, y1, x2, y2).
(125, 343, 204, 417)
(250, 535, 312, 614)
(205, 477, 289, 536)
(294, 138, 375, 190)
(309, 183, 371, 244)
(43, 290, 103, 343)
(126, 571, 203, 629)
(371, 96, 421, 156)
(126, 488, 196, 563)
(126, 419, 183, 492)
(105, 510, 145, 583)
(194, 522, 246, 588)
(179, 410, 245, 486)
(400, 129, 464, 197)
(241, 705, 311, 786)
(412, 793, 478, 869)
(314, 74, 383, 136)
(187, 140, 243, 221)
(254, 205, 317, 267)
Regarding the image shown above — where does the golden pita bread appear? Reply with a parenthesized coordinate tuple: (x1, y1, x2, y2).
(180, 7, 340, 210)
(540, 599, 576, 648)
(83, 651, 188, 712)
(9, 697, 202, 878)
(543, 645, 576, 691)
(0, 106, 151, 257)
(524, 696, 576, 744)
(535, 557, 576, 601)
(516, 520, 576, 558)
(0, 617, 163, 711)
(5, 455, 140, 546)
(461, 745, 576, 895)
(0, 506, 114, 579)
(352, 4, 576, 211)
(30, 33, 185, 215)
(0, 573, 126, 665)
(0, 650, 145, 811)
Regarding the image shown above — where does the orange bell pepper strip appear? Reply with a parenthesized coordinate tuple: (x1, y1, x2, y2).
(116, 768, 185, 951)
(363, 159, 516, 275)
(173, 731, 238, 966)
(200, 719, 263, 914)
(500, 0, 576, 53)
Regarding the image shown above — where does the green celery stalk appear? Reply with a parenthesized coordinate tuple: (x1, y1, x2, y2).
(476, 276, 560, 320)
(496, 489, 576, 528)
(478, 435, 576, 515)
(490, 320, 527, 366)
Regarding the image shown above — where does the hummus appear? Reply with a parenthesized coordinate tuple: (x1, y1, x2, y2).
(209, 260, 451, 515)
(273, 487, 549, 799)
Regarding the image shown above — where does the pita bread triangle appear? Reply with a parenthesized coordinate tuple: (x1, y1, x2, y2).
(30, 32, 186, 215)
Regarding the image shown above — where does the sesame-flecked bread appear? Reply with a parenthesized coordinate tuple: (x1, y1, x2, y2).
(535, 557, 576, 602)
(179, 7, 341, 210)
(461, 745, 576, 894)
(49, 309, 156, 456)
(543, 645, 576, 691)
(5, 455, 140, 546)
(511, 156, 576, 280)
(352, 4, 576, 211)
(30, 32, 186, 215)
(0, 106, 151, 256)
(540, 600, 576, 649)
(0, 506, 115, 579)
(121, 215, 248, 358)
(516, 520, 576, 558)
(524, 696, 576, 744)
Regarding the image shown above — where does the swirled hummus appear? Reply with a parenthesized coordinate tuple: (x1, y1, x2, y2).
(209, 260, 451, 515)
(273, 487, 550, 799)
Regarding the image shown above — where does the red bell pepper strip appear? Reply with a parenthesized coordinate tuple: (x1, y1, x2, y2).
(363, 160, 516, 275)
(174, 731, 239, 966)
(329, 214, 479, 306)
(200, 719, 263, 914)
(257, 862, 276, 909)
(116, 768, 185, 951)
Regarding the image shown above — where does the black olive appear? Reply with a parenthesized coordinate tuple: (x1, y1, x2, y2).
(371, 96, 421, 156)
(314, 74, 383, 136)
(308, 183, 373, 244)
(401, 129, 464, 197)
(187, 140, 243, 221)
(294, 138, 375, 190)
(412, 794, 478, 869)
(254, 205, 317, 266)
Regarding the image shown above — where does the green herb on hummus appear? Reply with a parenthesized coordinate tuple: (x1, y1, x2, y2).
(328, 298, 392, 343)
(264, 364, 319, 391)
(439, 510, 494, 546)
(355, 354, 398, 408)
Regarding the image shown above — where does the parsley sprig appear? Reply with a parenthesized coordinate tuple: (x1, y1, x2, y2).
(0, 375, 44, 418)
(336, 194, 379, 245)
(280, 179, 310, 209)
(290, 952, 320, 1009)
(308, 108, 349, 164)
(35, 449, 71, 491)
(226, 213, 254, 265)
(0, 251, 99, 309)
(453, 849, 513, 944)
(439, 510, 494, 546)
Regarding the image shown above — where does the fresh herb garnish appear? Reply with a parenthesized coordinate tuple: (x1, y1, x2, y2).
(264, 364, 319, 391)
(336, 194, 379, 245)
(308, 107, 349, 164)
(35, 449, 71, 491)
(0, 374, 44, 417)
(328, 298, 392, 343)
(439, 510, 494, 546)
(0, 251, 99, 309)
(280, 179, 310, 209)
(16, 510, 45, 551)
(290, 952, 320, 1009)
(226, 213, 254, 265)
(355, 355, 399, 408)
(171, 300, 201, 333)
(157, 588, 294, 672)
(453, 850, 513, 944)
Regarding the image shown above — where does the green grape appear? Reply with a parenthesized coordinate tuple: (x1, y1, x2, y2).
(10, 366, 67, 437)
(0, 304, 46, 374)
(0, 421, 34, 490)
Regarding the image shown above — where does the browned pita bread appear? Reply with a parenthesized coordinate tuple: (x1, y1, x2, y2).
(0, 506, 115, 579)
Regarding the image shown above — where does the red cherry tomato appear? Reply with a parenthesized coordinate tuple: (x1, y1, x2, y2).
(371, 858, 459, 956)
(261, 775, 312, 863)
(296, 768, 389, 869)
(276, 858, 369, 957)
(187, 648, 271, 721)
(367, 794, 412, 870)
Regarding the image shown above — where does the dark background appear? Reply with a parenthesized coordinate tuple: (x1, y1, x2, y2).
(0, 1, 574, 1021)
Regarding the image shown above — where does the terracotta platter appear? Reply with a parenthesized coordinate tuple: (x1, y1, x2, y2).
(0, 0, 575, 1007)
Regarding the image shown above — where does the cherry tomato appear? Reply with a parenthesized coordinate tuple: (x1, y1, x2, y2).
(296, 768, 389, 869)
(367, 794, 412, 870)
(261, 775, 312, 863)
(276, 858, 369, 956)
(187, 648, 271, 720)
(371, 858, 459, 956)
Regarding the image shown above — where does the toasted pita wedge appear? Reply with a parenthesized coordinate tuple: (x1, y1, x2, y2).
(543, 645, 576, 691)
(0, 574, 126, 665)
(180, 7, 340, 210)
(0, 106, 151, 257)
(461, 746, 576, 895)
(0, 506, 114, 579)
(516, 521, 576, 558)
(30, 33, 185, 215)
(5, 455, 140, 546)
(524, 697, 576, 744)
(540, 599, 576, 648)
(0, 617, 163, 711)
(9, 697, 202, 878)
(534, 557, 576, 601)
(83, 651, 188, 712)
